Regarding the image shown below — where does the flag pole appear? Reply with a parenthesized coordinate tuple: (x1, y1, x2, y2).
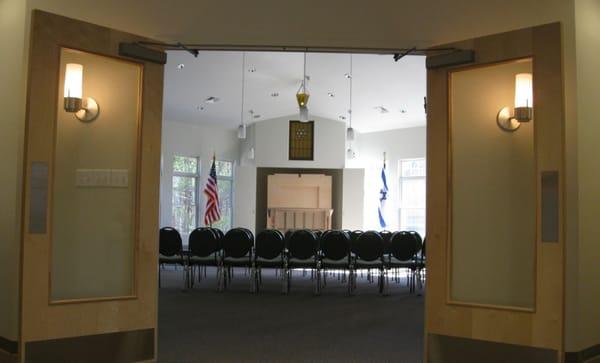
(208, 151, 216, 228)
(383, 151, 386, 168)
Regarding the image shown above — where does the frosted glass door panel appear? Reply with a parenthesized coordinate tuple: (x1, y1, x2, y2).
(449, 59, 535, 309)
(51, 48, 141, 301)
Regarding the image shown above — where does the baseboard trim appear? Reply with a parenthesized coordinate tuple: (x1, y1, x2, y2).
(0, 336, 18, 355)
(427, 334, 557, 363)
(565, 344, 600, 363)
(25, 328, 154, 363)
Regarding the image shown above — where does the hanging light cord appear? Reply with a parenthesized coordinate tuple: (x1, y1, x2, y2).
(240, 52, 246, 126)
(349, 54, 353, 128)
(298, 52, 308, 93)
(304, 52, 307, 91)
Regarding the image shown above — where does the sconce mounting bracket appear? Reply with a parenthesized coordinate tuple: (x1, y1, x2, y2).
(496, 107, 521, 132)
(75, 97, 100, 122)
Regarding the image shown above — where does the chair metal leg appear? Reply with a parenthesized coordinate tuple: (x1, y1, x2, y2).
(183, 265, 189, 291)
(250, 266, 256, 293)
(381, 268, 389, 296)
(281, 266, 288, 294)
(190, 265, 195, 288)
(217, 264, 224, 292)
(314, 268, 321, 295)
(349, 268, 356, 296)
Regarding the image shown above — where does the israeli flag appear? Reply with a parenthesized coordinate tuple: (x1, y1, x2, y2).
(378, 164, 388, 228)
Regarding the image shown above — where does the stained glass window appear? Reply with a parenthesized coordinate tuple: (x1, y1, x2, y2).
(289, 121, 314, 160)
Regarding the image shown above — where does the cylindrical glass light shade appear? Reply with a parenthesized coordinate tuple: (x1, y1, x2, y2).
(64, 63, 83, 112)
(346, 127, 355, 141)
(514, 73, 533, 108)
(513, 73, 533, 122)
(237, 123, 247, 139)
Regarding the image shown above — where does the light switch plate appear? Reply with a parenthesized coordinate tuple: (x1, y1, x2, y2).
(94, 169, 111, 187)
(76, 169, 94, 187)
(110, 169, 129, 188)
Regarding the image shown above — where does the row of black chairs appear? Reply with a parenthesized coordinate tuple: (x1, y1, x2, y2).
(159, 227, 425, 295)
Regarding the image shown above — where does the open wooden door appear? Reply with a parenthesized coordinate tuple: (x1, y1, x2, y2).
(19, 11, 164, 362)
(425, 23, 565, 362)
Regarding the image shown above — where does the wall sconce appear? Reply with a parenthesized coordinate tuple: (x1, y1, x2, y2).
(63, 63, 100, 122)
(496, 73, 533, 132)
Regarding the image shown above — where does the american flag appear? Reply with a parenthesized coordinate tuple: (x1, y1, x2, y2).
(203, 156, 221, 226)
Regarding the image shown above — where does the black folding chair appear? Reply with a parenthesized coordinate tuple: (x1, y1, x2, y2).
(253, 229, 286, 292)
(380, 230, 393, 257)
(284, 229, 320, 294)
(388, 231, 422, 293)
(188, 227, 222, 289)
(351, 230, 387, 295)
(319, 230, 352, 294)
(159, 227, 186, 288)
(350, 230, 363, 255)
(220, 227, 254, 291)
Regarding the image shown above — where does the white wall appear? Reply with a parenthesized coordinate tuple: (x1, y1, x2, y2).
(347, 127, 426, 231)
(234, 166, 256, 233)
(342, 169, 365, 230)
(573, 0, 600, 351)
(254, 115, 346, 169)
(160, 121, 240, 231)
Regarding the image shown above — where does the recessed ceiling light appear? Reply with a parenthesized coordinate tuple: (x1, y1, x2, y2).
(328, 92, 335, 98)
(344, 73, 352, 79)
(177, 63, 185, 70)
(205, 96, 220, 104)
(248, 67, 256, 73)
(375, 106, 389, 114)
(271, 92, 279, 97)
(338, 115, 346, 120)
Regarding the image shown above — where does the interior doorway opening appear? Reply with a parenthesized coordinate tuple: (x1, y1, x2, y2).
(157, 48, 428, 362)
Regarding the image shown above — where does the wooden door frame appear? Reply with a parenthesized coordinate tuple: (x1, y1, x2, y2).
(425, 23, 565, 361)
(19, 10, 163, 362)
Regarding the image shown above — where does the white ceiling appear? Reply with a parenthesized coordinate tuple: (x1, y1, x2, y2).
(163, 51, 426, 133)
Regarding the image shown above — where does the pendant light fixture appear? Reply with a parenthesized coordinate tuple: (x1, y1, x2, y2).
(346, 54, 355, 141)
(237, 52, 247, 139)
(346, 54, 356, 160)
(296, 52, 310, 122)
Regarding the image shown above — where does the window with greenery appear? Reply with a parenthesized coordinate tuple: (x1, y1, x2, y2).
(212, 160, 234, 232)
(172, 156, 200, 239)
(399, 158, 426, 237)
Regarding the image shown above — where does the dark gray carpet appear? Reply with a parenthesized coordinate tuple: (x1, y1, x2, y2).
(158, 267, 424, 363)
